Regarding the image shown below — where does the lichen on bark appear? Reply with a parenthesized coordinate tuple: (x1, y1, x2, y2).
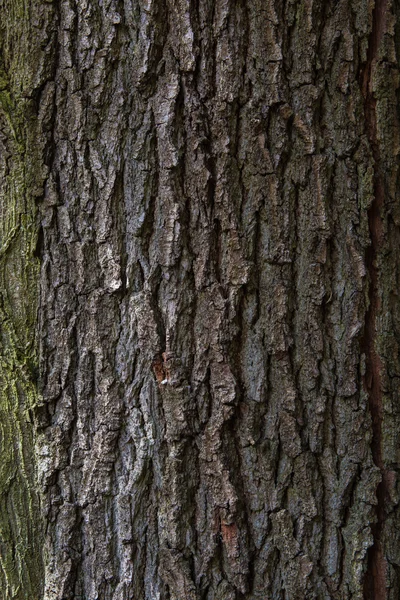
(0, 67, 43, 600)
(0, 0, 55, 597)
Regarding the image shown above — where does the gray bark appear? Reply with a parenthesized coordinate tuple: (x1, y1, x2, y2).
(1, 0, 400, 599)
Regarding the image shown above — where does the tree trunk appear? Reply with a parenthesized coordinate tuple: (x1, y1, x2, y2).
(1, 0, 400, 598)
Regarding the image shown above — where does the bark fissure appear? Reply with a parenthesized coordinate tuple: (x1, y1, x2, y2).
(361, 1, 388, 598)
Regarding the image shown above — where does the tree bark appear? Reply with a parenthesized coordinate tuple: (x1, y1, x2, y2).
(0, 1, 53, 596)
(1, 0, 400, 598)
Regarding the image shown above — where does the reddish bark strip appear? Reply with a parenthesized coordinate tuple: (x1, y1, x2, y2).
(361, 1, 388, 598)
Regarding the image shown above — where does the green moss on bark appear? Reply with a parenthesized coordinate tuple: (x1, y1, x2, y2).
(0, 2, 45, 598)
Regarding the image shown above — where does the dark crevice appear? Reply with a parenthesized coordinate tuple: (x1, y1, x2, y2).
(213, 217, 222, 284)
(360, 1, 389, 599)
(33, 224, 44, 260)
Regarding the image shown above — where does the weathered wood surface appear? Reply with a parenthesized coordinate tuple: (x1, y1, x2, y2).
(1, 0, 400, 598)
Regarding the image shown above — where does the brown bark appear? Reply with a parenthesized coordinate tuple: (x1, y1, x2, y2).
(1, 0, 400, 599)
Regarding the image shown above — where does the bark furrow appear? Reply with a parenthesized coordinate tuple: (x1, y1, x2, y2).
(361, 1, 388, 597)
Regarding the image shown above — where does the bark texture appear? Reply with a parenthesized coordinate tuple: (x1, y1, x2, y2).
(0, 1, 54, 596)
(2, 0, 400, 599)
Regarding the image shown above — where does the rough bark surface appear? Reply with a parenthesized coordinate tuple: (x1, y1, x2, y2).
(2, 0, 400, 599)
(0, 1, 54, 597)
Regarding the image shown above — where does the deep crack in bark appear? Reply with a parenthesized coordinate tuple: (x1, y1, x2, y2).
(361, 1, 388, 598)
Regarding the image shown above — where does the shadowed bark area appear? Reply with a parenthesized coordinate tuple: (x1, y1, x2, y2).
(362, 1, 388, 598)
(2, 0, 400, 599)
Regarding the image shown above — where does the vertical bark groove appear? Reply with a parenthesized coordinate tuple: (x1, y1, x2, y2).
(361, 2, 387, 598)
